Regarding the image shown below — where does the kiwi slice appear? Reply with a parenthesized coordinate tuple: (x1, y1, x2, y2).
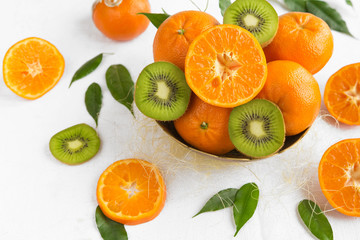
(228, 99, 285, 158)
(135, 61, 191, 121)
(223, 0, 278, 47)
(49, 123, 100, 165)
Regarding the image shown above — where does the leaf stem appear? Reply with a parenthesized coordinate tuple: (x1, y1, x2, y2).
(204, 0, 209, 12)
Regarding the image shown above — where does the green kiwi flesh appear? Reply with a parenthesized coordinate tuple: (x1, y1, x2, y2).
(223, 0, 278, 47)
(135, 61, 191, 121)
(228, 99, 285, 158)
(49, 123, 100, 165)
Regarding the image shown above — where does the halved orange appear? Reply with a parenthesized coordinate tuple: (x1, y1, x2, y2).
(319, 139, 360, 217)
(185, 24, 267, 108)
(324, 63, 360, 125)
(97, 159, 166, 225)
(3, 37, 65, 100)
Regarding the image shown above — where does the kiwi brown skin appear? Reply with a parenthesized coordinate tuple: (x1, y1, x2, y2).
(134, 61, 191, 121)
(228, 99, 285, 159)
(223, 0, 279, 48)
(49, 123, 100, 165)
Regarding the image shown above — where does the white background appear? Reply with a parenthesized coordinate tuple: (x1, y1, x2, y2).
(1, 0, 360, 239)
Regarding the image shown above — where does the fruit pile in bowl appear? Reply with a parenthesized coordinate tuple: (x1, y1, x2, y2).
(134, 0, 332, 160)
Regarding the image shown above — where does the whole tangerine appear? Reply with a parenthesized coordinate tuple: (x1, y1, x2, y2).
(92, 0, 150, 41)
(153, 10, 219, 70)
(263, 12, 333, 74)
(174, 94, 235, 155)
(256, 60, 321, 136)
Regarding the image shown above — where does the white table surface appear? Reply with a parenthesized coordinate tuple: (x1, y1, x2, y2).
(1, 0, 360, 239)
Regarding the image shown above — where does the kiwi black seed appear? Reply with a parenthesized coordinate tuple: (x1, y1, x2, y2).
(49, 123, 100, 165)
(135, 61, 191, 121)
(223, 0, 279, 47)
(228, 99, 285, 158)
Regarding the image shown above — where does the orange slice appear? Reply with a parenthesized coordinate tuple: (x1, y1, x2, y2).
(97, 159, 166, 225)
(185, 24, 267, 108)
(3, 37, 65, 100)
(319, 139, 360, 217)
(324, 63, 360, 125)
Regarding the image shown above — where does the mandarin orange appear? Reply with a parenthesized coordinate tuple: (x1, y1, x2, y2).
(153, 10, 219, 70)
(3, 37, 65, 100)
(256, 60, 321, 136)
(263, 12, 333, 74)
(174, 94, 234, 155)
(324, 63, 360, 125)
(319, 139, 360, 217)
(92, 0, 150, 41)
(185, 24, 267, 108)
(97, 159, 166, 225)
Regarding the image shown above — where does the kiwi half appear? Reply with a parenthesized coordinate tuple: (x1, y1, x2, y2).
(228, 99, 285, 158)
(49, 123, 100, 165)
(135, 61, 191, 121)
(223, 0, 278, 47)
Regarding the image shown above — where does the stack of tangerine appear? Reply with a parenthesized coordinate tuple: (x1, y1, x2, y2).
(134, 8, 332, 159)
(135, 9, 333, 160)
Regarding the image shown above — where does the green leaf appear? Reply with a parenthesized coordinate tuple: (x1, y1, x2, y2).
(138, 13, 170, 28)
(233, 183, 259, 237)
(284, 0, 306, 12)
(70, 53, 103, 87)
(346, 0, 353, 7)
(305, 0, 352, 35)
(219, 0, 232, 16)
(95, 206, 128, 240)
(106, 64, 134, 117)
(193, 188, 238, 217)
(298, 200, 333, 240)
(85, 83, 102, 126)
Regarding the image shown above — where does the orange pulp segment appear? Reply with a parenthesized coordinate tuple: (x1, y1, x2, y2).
(185, 24, 267, 108)
(319, 139, 360, 217)
(3, 37, 65, 100)
(324, 63, 360, 125)
(97, 159, 166, 225)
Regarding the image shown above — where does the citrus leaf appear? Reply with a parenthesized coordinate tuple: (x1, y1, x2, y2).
(346, 0, 353, 7)
(193, 188, 238, 217)
(298, 200, 333, 240)
(85, 83, 102, 126)
(106, 64, 134, 117)
(70, 53, 103, 87)
(284, 0, 306, 12)
(138, 13, 170, 28)
(219, 0, 232, 16)
(305, 0, 352, 35)
(95, 206, 128, 240)
(233, 183, 259, 237)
